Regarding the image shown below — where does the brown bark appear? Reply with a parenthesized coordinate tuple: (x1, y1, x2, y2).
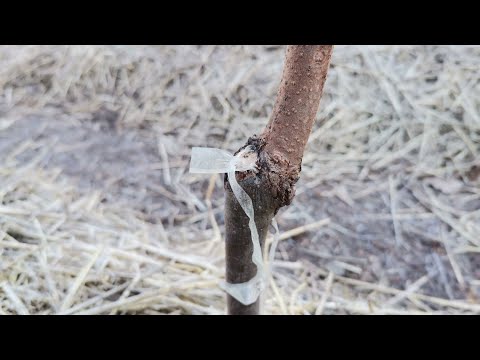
(262, 45, 333, 185)
(225, 162, 280, 315)
(225, 46, 333, 315)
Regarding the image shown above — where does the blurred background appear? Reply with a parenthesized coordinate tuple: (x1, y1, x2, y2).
(0, 45, 479, 314)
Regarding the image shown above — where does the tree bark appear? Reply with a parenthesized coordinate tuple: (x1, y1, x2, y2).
(225, 45, 333, 315)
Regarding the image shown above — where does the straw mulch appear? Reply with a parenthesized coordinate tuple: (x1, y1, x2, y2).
(0, 45, 479, 314)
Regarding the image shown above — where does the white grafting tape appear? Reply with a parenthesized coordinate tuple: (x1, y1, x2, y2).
(190, 147, 234, 174)
(189, 146, 277, 306)
(267, 218, 280, 277)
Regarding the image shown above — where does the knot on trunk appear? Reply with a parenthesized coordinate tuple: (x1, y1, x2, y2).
(225, 135, 300, 213)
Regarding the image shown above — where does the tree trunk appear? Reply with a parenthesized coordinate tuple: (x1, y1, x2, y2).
(225, 45, 334, 315)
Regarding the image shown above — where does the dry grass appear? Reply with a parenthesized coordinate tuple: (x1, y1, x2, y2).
(0, 45, 479, 314)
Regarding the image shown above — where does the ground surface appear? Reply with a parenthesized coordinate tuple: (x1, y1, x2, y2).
(0, 45, 479, 314)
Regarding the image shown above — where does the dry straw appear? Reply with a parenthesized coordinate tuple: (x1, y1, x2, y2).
(0, 45, 479, 314)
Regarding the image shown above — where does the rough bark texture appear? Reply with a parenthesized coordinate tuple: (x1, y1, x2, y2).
(225, 46, 333, 315)
(262, 46, 333, 172)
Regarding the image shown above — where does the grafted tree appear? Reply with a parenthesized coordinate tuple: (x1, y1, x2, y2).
(225, 45, 334, 315)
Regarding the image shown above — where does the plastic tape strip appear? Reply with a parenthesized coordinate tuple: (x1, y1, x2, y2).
(189, 146, 278, 305)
